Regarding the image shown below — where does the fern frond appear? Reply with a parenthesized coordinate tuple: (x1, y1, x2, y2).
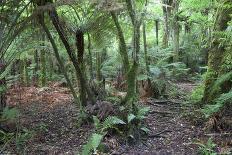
(202, 90, 232, 118)
(81, 133, 103, 155)
(102, 116, 125, 131)
(211, 71, 232, 95)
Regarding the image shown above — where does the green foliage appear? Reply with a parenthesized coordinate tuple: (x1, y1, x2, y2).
(81, 133, 103, 155)
(190, 85, 204, 104)
(1, 107, 20, 122)
(210, 72, 232, 96)
(16, 128, 34, 153)
(196, 138, 217, 155)
(0, 130, 14, 145)
(202, 90, 232, 118)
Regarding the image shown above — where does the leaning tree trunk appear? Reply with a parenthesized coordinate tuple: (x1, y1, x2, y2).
(0, 60, 6, 113)
(203, 0, 232, 104)
(47, 6, 95, 105)
(39, 16, 81, 109)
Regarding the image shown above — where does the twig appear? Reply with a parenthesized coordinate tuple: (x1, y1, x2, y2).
(205, 132, 232, 136)
(149, 110, 176, 115)
(149, 129, 171, 138)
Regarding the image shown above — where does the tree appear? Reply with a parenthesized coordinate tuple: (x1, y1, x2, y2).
(203, 0, 232, 104)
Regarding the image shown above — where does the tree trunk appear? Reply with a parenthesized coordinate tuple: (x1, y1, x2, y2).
(33, 49, 39, 86)
(47, 7, 95, 105)
(0, 61, 6, 113)
(162, 0, 169, 48)
(172, 0, 180, 62)
(96, 52, 102, 82)
(155, 20, 159, 47)
(40, 43, 46, 87)
(203, 0, 232, 104)
(39, 17, 81, 109)
(143, 23, 149, 75)
(87, 33, 93, 79)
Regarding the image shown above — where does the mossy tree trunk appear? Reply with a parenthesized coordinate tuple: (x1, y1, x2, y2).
(162, 0, 169, 48)
(0, 60, 6, 113)
(203, 0, 232, 104)
(40, 43, 46, 87)
(155, 20, 159, 48)
(87, 33, 94, 80)
(46, 5, 95, 106)
(172, 0, 180, 62)
(111, 0, 142, 110)
(143, 22, 149, 75)
(39, 16, 81, 109)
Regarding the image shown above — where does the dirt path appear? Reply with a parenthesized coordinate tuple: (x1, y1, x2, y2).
(4, 82, 230, 154)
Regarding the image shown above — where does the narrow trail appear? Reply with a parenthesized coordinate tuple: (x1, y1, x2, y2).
(115, 99, 203, 154)
(5, 82, 207, 154)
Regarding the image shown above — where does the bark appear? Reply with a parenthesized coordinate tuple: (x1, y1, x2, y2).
(162, 0, 169, 48)
(172, 0, 180, 62)
(33, 49, 39, 85)
(40, 41, 46, 87)
(76, 29, 87, 105)
(203, 0, 232, 104)
(0, 61, 6, 113)
(96, 52, 102, 82)
(87, 33, 93, 79)
(143, 23, 149, 75)
(155, 20, 159, 47)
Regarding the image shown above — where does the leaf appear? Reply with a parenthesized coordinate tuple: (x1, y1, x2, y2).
(127, 113, 136, 123)
(93, 116, 100, 128)
(140, 127, 150, 133)
(102, 116, 126, 131)
(91, 133, 103, 152)
(2, 107, 20, 121)
(137, 106, 150, 120)
(81, 133, 103, 155)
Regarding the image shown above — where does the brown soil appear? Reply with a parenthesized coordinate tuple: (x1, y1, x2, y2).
(2, 82, 231, 155)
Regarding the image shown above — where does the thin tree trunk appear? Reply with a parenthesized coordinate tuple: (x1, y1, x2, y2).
(0, 60, 6, 113)
(33, 49, 39, 85)
(162, 0, 169, 48)
(155, 20, 159, 47)
(40, 43, 46, 87)
(47, 6, 95, 105)
(39, 17, 81, 108)
(87, 33, 93, 79)
(173, 0, 180, 62)
(96, 52, 102, 82)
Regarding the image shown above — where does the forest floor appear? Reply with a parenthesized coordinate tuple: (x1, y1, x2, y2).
(4, 82, 232, 154)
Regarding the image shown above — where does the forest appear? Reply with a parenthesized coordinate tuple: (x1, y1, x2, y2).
(0, 0, 231, 154)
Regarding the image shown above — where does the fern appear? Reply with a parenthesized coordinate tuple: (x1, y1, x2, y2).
(210, 71, 232, 96)
(1, 107, 20, 121)
(101, 116, 126, 132)
(136, 106, 150, 120)
(202, 90, 232, 118)
(81, 133, 103, 155)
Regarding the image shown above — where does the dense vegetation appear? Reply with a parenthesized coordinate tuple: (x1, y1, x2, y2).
(0, 0, 231, 154)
